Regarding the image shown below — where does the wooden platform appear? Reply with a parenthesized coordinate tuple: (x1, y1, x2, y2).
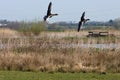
(87, 31, 109, 37)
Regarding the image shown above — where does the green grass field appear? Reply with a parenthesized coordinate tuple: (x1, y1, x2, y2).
(0, 71, 120, 80)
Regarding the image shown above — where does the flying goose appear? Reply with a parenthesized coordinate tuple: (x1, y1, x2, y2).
(44, 2, 58, 21)
(78, 12, 90, 32)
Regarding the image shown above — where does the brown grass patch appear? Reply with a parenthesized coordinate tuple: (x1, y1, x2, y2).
(0, 28, 21, 38)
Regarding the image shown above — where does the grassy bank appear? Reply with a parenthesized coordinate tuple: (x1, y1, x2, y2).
(0, 71, 120, 80)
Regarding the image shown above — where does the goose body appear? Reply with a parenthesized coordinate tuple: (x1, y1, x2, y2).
(44, 2, 58, 21)
(78, 12, 90, 32)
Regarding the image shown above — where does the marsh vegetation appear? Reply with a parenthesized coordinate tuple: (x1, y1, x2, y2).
(0, 28, 120, 73)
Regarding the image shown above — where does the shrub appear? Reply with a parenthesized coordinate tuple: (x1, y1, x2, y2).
(19, 21, 46, 36)
(30, 21, 46, 35)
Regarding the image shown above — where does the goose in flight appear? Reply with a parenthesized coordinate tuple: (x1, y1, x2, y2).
(78, 12, 90, 32)
(44, 2, 58, 21)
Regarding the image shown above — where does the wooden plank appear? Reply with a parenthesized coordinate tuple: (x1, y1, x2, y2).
(87, 31, 109, 37)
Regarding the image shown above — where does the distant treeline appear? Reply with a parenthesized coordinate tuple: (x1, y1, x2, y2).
(0, 18, 120, 31)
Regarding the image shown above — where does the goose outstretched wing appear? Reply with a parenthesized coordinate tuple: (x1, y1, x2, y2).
(81, 12, 85, 21)
(78, 21, 82, 32)
(47, 2, 52, 16)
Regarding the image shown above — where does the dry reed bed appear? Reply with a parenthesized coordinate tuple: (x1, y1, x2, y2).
(0, 29, 120, 73)
(0, 49, 120, 73)
(0, 37, 120, 73)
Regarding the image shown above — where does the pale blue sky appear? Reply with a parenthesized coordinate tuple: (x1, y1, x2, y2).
(0, 0, 120, 22)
